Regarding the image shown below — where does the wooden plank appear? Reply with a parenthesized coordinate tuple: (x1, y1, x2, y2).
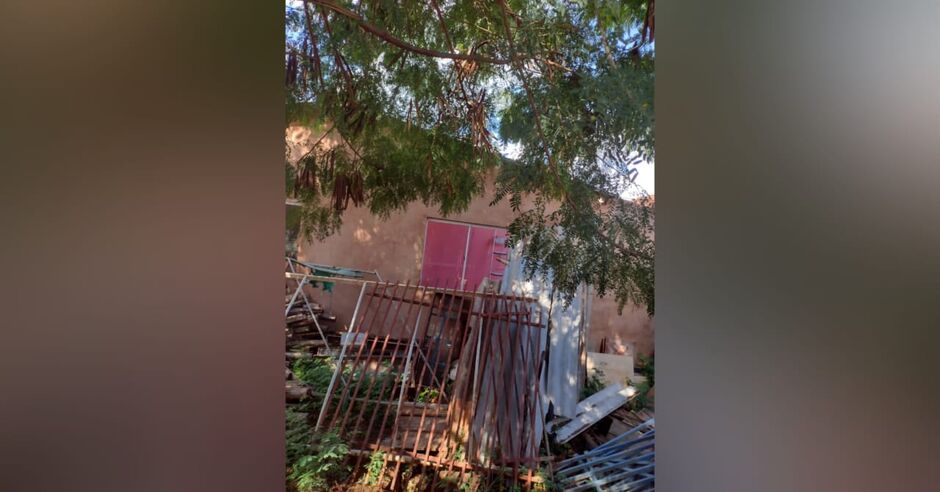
(555, 385, 636, 444)
(286, 313, 312, 324)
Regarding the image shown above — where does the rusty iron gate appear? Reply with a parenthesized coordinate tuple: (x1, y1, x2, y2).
(315, 280, 550, 490)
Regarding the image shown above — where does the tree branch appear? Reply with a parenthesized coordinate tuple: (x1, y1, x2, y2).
(495, 0, 653, 265)
(306, 0, 511, 65)
(302, 3, 325, 86)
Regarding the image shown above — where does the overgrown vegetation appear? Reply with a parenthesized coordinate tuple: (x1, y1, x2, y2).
(627, 353, 654, 411)
(291, 356, 397, 421)
(286, 0, 655, 315)
(363, 450, 386, 486)
(416, 386, 441, 403)
(291, 356, 340, 409)
(287, 409, 350, 492)
(292, 357, 336, 388)
(581, 368, 607, 400)
(533, 468, 563, 492)
(636, 353, 654, 384)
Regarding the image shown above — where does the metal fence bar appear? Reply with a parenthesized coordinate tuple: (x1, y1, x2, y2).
(314, 282, 368, 430)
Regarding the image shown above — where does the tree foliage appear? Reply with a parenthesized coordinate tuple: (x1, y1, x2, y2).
(286, 0, 655, 314)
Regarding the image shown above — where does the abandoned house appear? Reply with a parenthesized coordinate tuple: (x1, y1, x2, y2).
(285, 123, 654, 360)
(284, 122, 655, 490)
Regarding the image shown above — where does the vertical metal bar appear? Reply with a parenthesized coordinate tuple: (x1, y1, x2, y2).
(285, 279, 305, 317)
(387, 306, 423, 481)
(522, 299, 542, 477)
(502, 292, 526, 483)
(352, 282, 425, 472)
(392, 284, 446, 490)
(506, 294, 528, 468)
(484, 295, 511, 478)
(315, 282, 368, 431)
(516, 294, 541, 485)
(530, 300, 552, 481)
(459, 225, 472, 289)
(495, 294, 521, 486)
(358, 281, 423, 446)
(418, 280, 464, 457)
(479, 293, 507, 468)
(327, 280, 388, 433)
(508, 292, 535, 475)
(467, 290, 492, 463)
(382, 284, 433, 489)
(295, 278, 334, 355)
(436, 286, 479, 489)
(404, 282, 449, 457)
(396, 310, 422, 417)
(327, 281, 394, 431)
(451, 289, 488, 489)
(479, 296, 504, 487)
(337, 281, 408, 432)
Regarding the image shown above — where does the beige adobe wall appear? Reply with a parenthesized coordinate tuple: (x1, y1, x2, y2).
(288, 125, 653, 356)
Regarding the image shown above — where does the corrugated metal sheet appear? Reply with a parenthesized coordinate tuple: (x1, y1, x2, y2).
(499, 246, 589, 419)
(555, 419, 655, 491)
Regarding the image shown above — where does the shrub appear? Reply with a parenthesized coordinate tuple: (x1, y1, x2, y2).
(581, 368, 606, 399)
(363, 450, 385, 486)
(286, 409, 349, 492)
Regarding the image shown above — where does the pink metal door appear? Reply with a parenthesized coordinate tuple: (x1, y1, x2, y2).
(421, 220, 510, 290)
(420, 220, 469, 288)
(463, 226, 510, 290)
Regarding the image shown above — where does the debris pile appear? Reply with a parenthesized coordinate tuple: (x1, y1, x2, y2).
(314, 280, 549, 489)
(556, 419, 655, 491)
(284, 258, 342, 353)
(284, 258, 655, 491)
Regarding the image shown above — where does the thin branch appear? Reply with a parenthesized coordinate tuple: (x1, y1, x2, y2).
(317, 4, 354, 88)
(599, 30, 619, 69)
(293, 122, 338, 177)
(495, 0, 554, 172)
(495, 0, 653, 264)
(429, 0, 469, 101)
(306, 0, 511, 65)
(302, 3, 325, 86)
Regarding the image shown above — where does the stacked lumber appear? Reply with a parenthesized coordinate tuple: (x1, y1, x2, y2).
(285, 280, 341, 403)
(285, 284, 340, 350)
(285, 293, 322, 328)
